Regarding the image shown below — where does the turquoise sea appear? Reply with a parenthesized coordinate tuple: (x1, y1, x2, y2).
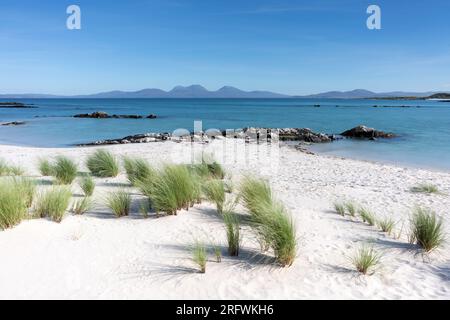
(1, 98, 449, 171)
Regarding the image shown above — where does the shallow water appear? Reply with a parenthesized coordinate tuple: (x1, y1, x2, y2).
(0, 98, 449, 170)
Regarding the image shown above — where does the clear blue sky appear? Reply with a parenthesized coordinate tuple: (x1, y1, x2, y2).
(1, 0, 450, 95)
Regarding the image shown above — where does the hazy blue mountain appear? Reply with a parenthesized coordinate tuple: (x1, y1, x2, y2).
(0, 85, 288, 99)
(299, 89, 440, 99)
(0, 86, 446, 99)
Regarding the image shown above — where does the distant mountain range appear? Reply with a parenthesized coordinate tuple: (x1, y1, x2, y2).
(0, 85, 288, 99)
(0, 85, 448, 99)
(296, 89, 443, 99)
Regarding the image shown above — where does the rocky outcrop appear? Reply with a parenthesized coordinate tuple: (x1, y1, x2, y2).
(1, 121, 26, 126)
(73, 112, 157, 119)
(340, 125, 396, 139)
(78, 125, 396, 146)
(278, 128, 334, 143)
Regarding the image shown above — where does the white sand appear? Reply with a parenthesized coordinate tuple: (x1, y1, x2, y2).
(0, 140, 449, 300)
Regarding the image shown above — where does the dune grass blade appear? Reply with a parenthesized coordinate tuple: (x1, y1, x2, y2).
(123, 157, 154, 185)
(0, 179, 28, 230)
(359, 207, 376, 226)
(53, 156, 78, 185)
(71, 197, 93, 215)
(351, 245, 381, 275)
(410, 183, 440, 194)
(192, 241, 207, 273)
(240, 176, 296, 267)
(80, 175, 95, 196)
(409, 207, 445, 252)
(377, 217, 395, 234)
(223, 211, 240, 256)
(35, 187, 72, 223)
(38, 158, 54, 176)
(203, 179, 225, 214)
(334, 202, 346, 216)
(86, 150, 119, 177)
(106, 190, 131, 217)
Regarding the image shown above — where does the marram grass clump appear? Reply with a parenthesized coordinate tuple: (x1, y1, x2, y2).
(240, 176, 297, 267)
(35, 187, 72, 223)
(223, 210, 240, 256)
(345, 201, 357, 217)
(86, 150, 119, 177)
(38, 158, 54, 176)
(359, 207, 376, 226)
(351, 245, 381, 275)
(334, 202, 346, 216)
(123, 157, 155, 185)
(410, 183, 440, 194)
(192, 241, 207, 273)
(0, 159, 24, 176)
(409, 207, 445, 252)
(202, 179, 226, 214)
(106, 190, 131, 217)
(377, 217, 395, 235)
(0, 179, 29, 230)
(80, 175, 95, 196)
(71, 197, 93, 215)
(53, 156, 78, 185)
(137, 164, 200, 215)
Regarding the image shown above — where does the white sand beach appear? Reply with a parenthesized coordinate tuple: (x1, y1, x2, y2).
(0, 140, 449, 300)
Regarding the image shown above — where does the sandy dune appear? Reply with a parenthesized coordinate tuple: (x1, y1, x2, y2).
(0, 140, 449, 299)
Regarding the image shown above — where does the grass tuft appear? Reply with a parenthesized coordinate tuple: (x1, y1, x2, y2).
(106, 190, 131, 217)
(80, 175, 95, 196)
(123, 157, 155, 185)
(345, 201, 357, 217)
(38, 158, 54, 176)
(223, 210, 241, 256)
(71, 197, 93, 215)
(410, 183, 440, 194)
(137, 164, 199, 215)
(240, 176, 296, 267)
(202, 179, 226, 214)
(192, 241, 207, 273)
(0, 179, 28, 230)
(86, 150, 119, 177)
(334, 202, 346, 216)
(13, 177, 36, 208)
(35, 187, 72, 223)
(359, 207, 376, 226)
(351, 245, 381, 275)
(0, 159, 24, 176)
(377, 217, 396, 234)
(409, 207, 445, 252)
(53, 156, 78, 185)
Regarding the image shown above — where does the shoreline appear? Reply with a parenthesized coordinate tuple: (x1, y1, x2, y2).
(0, 140, 449, 299)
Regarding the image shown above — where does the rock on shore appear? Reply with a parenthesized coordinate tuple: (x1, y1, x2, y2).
(340, 125, 396, 139)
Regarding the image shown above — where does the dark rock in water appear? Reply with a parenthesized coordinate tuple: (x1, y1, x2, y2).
(0, 102, 36, 109)
(111, 114, 143, 119)
(73, 111, 155, 119)
(147, 114, 157, 119)
(74, 111, 110, 118)
(340, 125, 396, 139)
(1, 121, 27, 126)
